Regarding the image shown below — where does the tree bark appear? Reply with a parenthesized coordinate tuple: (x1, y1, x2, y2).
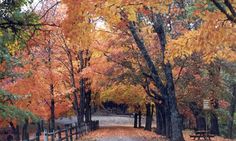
(156, 103, 166, 135)
(189, 102, 206, 130)
(145, 103, 152, 131)
(9, 122, 20, 141)
(162, 95, 171, 138)
(129, 14, 184, 140)
(61, 36, 80, 125)
(134, 113, 138, 128)
(85, 89, 92, 123)
(50, 84, 55, 132)
(138, 110, 142, 128)
(79, 78, 85, 122)
(46, 43, 55, 132)
(210, 112, 219, 135)
(196, 115, 206, 130)
(164, 62, 183, 140)
(153, 14, 184, 141)
(22, 119, 29, 140)
(227, 84, 236, 138)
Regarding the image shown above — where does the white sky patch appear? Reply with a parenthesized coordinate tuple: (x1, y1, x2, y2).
(94, 17, 110, 31)
(21, 0, 42, 12)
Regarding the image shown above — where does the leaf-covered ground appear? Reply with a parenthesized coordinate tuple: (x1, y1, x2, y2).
(78, 126, 165, 141)
(78, 127, 234, 141)
(56, 114, 234, 141)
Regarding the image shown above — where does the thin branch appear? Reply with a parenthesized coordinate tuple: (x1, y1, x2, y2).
(56, 57, 71, 73)
(40, 1, 61, 20)
(40, 96, 51, 108)
(174, 57, 188, 84)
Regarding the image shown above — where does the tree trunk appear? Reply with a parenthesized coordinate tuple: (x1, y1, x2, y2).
(68, 49, 80, 125)
(9, 122, 20, 141)
(85, 89, 91, 123)
(138, 110, 142, 128)
(134, 113, 138, 128)
(15, 125, 20, 141)
(80, 79, 85, 122)
(163, 97, 171, 138)
(40, 120, 44, 132)
(129, 14, 184, 141)
(47, 43, 55, 132)
(62, 39, 80, 125)
(152, 13, 184, 140)
(196, 115, 206, 130)
(50, 84, 55, 132)
(145, 103, 152, 131)
(153, 14, 184, 141)
(156, 103, 166, 135)
(227, 84, 236, 138)
(189, 102, 206, 130)
(78, 50, 85, 123)
(210, 112, 219, 135)
(22, 119, 29, 140)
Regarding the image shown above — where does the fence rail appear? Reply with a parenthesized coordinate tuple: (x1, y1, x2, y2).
(28, 120, 99, 141)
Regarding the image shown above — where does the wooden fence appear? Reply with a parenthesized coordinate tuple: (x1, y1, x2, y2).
(28, 120, 99, 141)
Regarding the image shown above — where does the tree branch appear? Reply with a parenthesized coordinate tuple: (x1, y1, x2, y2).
(224, 0, 236, 17)
(211, 0, 236, 23)
(40, 1, 61, 20)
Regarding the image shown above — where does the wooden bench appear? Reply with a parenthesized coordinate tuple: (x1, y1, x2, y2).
(190, 134, 214, 140)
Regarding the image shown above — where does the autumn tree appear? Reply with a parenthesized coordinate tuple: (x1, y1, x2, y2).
(0, 0, 40, 127)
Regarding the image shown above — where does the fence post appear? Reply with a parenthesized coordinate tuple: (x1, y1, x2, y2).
(65, 127, 69, 141)
(36, 127, 40, 141)
(44, 129, 48, 141)
(37, 122, 41, 136)
(57, 126, 62, 141)
(85, 123, 87, 133)
(88, 122, 90, 132)
(41, 120, 44, 132)
(89, 122, 91, 131)
(51, 130, 55, 141)
(75, 123, 78, 139)
(15, 125, 20, 141)
(92, 121, 94, 130)
(69, 125, 73, 141)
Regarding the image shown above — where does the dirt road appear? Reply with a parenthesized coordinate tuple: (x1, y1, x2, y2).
(78, 126, 165, 141)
